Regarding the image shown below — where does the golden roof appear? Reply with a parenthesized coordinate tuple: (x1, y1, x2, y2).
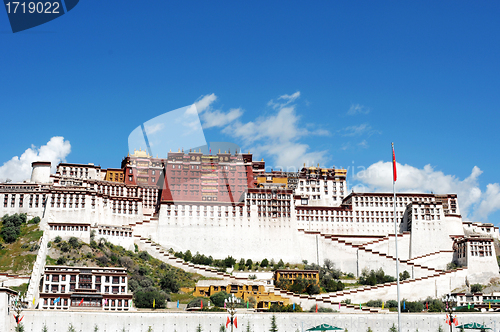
(132, 148, 150, 158)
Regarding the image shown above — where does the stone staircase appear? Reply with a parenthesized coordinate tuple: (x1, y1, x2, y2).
(300, 230, 444, 277)
(134, 235, 387, 313)
(312, 267, 468, 304)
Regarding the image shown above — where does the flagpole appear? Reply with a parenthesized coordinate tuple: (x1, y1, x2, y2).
(392, 142, 401, 332)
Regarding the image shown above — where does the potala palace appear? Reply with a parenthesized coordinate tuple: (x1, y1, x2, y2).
(1, 149, 499, 315)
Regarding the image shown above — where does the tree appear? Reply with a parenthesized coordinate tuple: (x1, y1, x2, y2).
(56, 257, 67, 265)
(210, 291, 230, 307)
(134, 290, 166, 308)
(399, 270, 410, 281)
(367, 328, 373, 332)
(160, 271, 179, 293)
(438, 325, 444, 332)
(187, 297, 207, 308)
(238, 258, 246, 270)
(42, 324, 48, 332)
(389, 324, 397, 332)
(59, 242, 70, 252)
(68, 237, 79, 249)
(196, 324, 203, 332)
(147, 327, 153, 332)
(15, 324, 25, 332)
(246, 259, 253, 269)
(471, 283, 483, 293)
(54, 236, 62, 243)
(0, 213, 24, 243)
(219, 325, 226, 332)
(270, 315, 278, 332)
(184, 250, 193, 262)
(67, 324, 76, 332)
(224, 256, 236, 268)
(94, 325, 99, 332)
(1, 226, 18, 243)
(138, 251, 150, 261)
(260, 258, 269, 268)
(246, 323, 252, 332)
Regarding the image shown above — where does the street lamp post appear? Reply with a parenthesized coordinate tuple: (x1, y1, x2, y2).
(10, 293, 26, 327)
(224, 294, 240, 332)
(442, 293, 458, 332)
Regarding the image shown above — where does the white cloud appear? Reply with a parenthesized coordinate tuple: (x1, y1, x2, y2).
(0, 136, 71, 183)
(192, 93, 244, 129)
(354, 161, 500, 221)
(145, 123, 164, 135)
(358, 140, 369, 148)
(341, 123, 371, 136)
(202, 108, 243, 129)
(347, 104, 370, 115)
(223, 92, 328, 168)
(194, 93, 217, 113)
(268, 91, 301, 109)
(475, 183, 500, 220)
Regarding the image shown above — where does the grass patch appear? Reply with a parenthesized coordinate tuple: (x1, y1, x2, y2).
(10, 282, 28, 296)
(170, 292, 196, 304)
(46, 255, 57, 265)
(0, 223, 43, 274)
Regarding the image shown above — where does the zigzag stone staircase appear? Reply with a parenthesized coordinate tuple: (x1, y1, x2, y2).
(134, 235, 388, 313)
(300, 230, 445, 278)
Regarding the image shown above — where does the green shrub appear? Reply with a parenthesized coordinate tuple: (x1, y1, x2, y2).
(359, 268, 396, 286)
(138, 251, 150, 261)
(210, 291, 230, 307)
(54, 236, 62, 243)
(471, 283, 483, 293)
(308, 305, 333, 312)
(160, 270, 179, 293)
(28, 216, 41, 224)
(366, 299, 383, 307)
(134, 290, 167, 308)
(68, 237, 79, 249)
(59, 242, 70, 252)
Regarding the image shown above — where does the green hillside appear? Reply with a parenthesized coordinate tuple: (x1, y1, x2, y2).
(46, 235, 213, 308)
(0, 214, 43, 274)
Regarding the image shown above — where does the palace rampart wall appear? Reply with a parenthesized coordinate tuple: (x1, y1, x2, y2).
(9, 310, 500, 332)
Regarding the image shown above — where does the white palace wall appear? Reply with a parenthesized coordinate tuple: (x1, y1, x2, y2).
(152, 204, 317, 263)
(364, 234, 411, 261)
(10, 310, 500, 332)
(408, 252, 454, 271)
(409, 216, 464, 258)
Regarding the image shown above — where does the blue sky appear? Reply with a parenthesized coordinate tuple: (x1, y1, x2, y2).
(1, 1, 500, 223)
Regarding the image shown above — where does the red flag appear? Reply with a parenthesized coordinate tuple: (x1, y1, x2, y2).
(234, 317, 238, 328)
(315, 304, 318, 313)
(446, 315, 450, 325)
(19, 316, 24, 323)
(392, 143, 397, 182)
(426, 302, 428, 310)
(226, 317, 230, 328)
(200, 300, 203, 309)
(79, 298, 84, 306)
(454, 316, 458, 327)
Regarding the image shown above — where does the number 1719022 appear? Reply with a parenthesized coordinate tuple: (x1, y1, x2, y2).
(5, 2, 60, 14)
